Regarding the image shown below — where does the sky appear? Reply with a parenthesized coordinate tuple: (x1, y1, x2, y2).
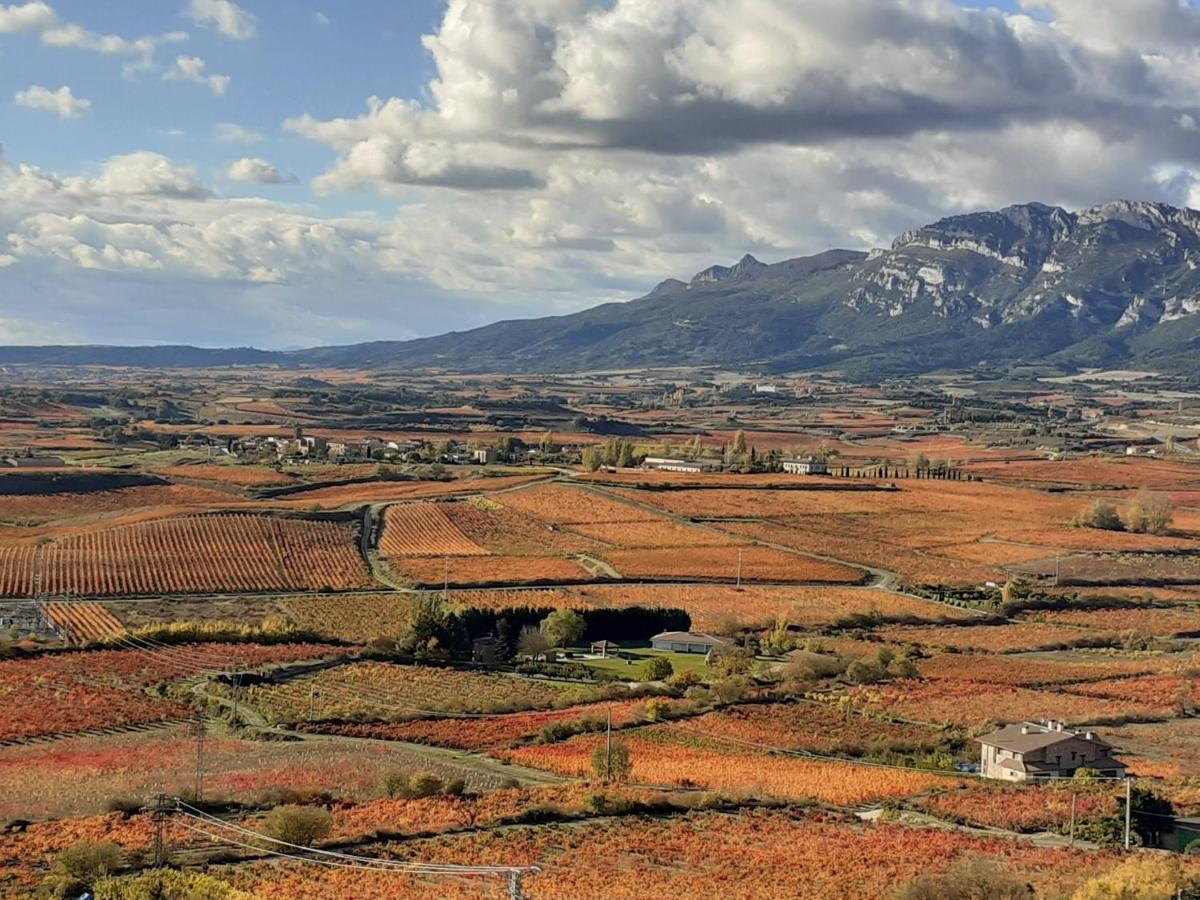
(2, 0, 1200, 349)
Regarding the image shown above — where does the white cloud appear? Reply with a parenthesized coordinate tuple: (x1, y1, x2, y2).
(214, 122, 264, 143)
(186, 0, 255, 41)
(14, 84, 90, 119)
(314, 11, 329, 26)
(0, 1, 54, 32)
(41, 22, 187, 76)
(226, 157, 295, 184)
(165, 55, 231, 96)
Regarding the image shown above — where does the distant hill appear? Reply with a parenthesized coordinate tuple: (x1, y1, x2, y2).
(6, 201, 1200, 377)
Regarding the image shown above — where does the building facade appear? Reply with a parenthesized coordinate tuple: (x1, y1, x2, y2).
(978, 720, 1126, 781)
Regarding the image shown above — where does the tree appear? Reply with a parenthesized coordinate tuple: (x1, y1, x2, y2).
(516, 625, 550, 657)
(1126, 490, 1174, 535)
(590, 738, 632, 783)
(641, 656, 674, 681)
(731, 430, 747, 455)
(708, 644, 752, 677)
(581, 446, 603, 472)
(1072, 856, 1200, 900)
(540, 609, 586, 649)
(262, 805, 332, 848)
(896, 858, 1033, 900)
(42, 841, 123, 899)
(1072, 498, 1125, 531)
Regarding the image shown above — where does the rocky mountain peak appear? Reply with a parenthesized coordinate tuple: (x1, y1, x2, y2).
(689, 253, 767, 287)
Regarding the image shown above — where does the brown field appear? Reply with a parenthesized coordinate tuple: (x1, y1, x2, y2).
(1020, 606, 1200, 636)
(876, 622, 1100, 653)
(600, 546, 865, 583)
(0, 484, 238, 524)
(154, 465, 295, 487)
(918, 652, 1159, 686)
(281, 474, 548, 507)
(965, 457, 1200, 489)
(846, 679, 1168, 727)
(563, 519, 740, 548)
(0, 513, 373, 597)
(577, 584, 968, 630)
(444, 500, 601, 555)
(378, 503, 488, 557)
(395, 555, 592, 587)
(496, 483, 659, 524)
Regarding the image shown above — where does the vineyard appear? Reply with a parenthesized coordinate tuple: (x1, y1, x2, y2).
(394, 555, 591, 587)
(305, 699, 647, 750)
(842, 679, 1170, 727)
(44, 602, 125, 642)
(0, 513, 373, 597)
(597, 545, 865, 583)
(500, 729, 958, 804)
(0, 643, 341, 742)
(378, 503, 488, 557)
(236, 661, 594, 724)
(223, 810, 1133, 899)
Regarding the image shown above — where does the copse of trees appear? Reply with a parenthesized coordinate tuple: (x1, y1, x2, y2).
(1072, 491, 1174, 534)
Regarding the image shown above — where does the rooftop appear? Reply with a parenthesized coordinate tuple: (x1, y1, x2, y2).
(978, 720, 1114, 754)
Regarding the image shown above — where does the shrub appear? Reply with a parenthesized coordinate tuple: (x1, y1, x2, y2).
(895, 858, 1033, 899)
(845, 659, 886, 685)
(590, 738, 632, 783)
(42, 840, 123, 899)
(641, 657, 674, 681)
(1072, 856, 1200, 899)
(709, 645, 753, 677)
(667, 669, 702, 691)
(1072, 499, 1124, 531)
(95, 869, 252, 899)
(1125, 490, 1174, 535)
(261, 805, 332, 848)
(407, 772, 445, 798)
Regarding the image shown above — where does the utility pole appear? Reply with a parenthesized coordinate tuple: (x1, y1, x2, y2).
(443, 557, 450, 599)
(193, 714, 206, 804)
(735, 548, 743, 589)
(152, 793, 169, 867)
(1124, 777, 1133, 851)
(605, 705, 613, 783)
(1054, 556, 1061, 588)
(308, 687, 319, 722)
(1069, 792, 1077, 848)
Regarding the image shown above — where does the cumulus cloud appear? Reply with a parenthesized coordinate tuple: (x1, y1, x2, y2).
(164, 55, 230, 96)
(186, 0, 255, 41)
(226, 157, 295, 184)
(0, 1, 55, 32)
(289, 0, 1200, 194)
(14, 84, 90, 118)
(214, 123, 264, 143)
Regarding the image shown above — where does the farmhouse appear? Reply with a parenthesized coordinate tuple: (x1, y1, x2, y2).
(642, 456, 719, 474)
(650, 631, 735, 654)
(782, 457, 828, 476)
(978, 720, 1126, 781)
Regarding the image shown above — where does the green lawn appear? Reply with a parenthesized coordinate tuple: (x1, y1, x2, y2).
(569, 644, 711, 680)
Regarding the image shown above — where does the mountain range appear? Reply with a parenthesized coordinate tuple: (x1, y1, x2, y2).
(7, 200, 1200, 378)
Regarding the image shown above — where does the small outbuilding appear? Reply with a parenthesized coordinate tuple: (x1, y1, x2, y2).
(589, 640, 619, 658)
(650, 631, 734, 655)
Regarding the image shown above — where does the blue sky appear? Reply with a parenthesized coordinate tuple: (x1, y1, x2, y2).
(1, 0, 1197, 348)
